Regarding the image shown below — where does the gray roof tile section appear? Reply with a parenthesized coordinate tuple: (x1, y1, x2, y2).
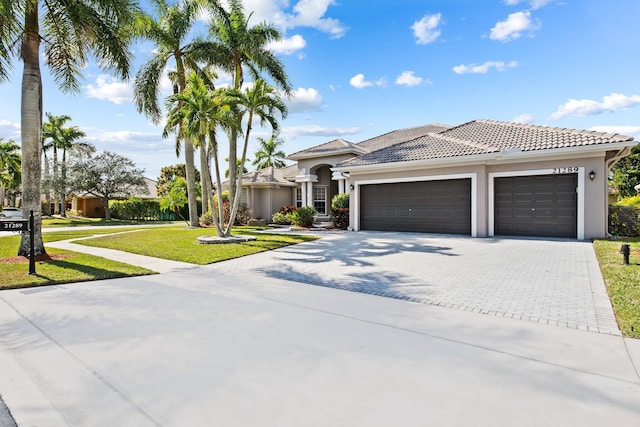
(357, 124, 451, 152)
(287, 138, 360, 159)
(242, 164, 297, 185)
(442, 119, 635, 152)
(339, 120, 635, 167)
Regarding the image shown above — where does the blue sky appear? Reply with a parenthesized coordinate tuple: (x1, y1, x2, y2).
(1, 0, 639, 179)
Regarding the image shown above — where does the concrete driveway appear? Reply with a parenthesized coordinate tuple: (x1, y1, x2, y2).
(1, 231, 639, 426)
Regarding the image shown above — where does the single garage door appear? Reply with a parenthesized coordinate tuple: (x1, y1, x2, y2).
(360, 179, 471, 234)
(494, 174, 577, 238)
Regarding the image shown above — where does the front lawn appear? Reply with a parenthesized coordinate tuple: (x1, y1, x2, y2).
(76, 226, 317, 265)
(593, 238, 640, 338)
(0, 234, 154, 290)
(42, 216, 179, 228)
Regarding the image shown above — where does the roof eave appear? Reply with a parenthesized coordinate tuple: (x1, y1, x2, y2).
(287, 148, 367, 161)
(333, 140, 637, 173)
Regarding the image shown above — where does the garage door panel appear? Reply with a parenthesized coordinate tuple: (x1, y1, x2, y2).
(495, 174, 577, 238)
(360, 179, 471, 234)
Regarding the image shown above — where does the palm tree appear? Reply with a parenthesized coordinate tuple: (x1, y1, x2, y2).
(134, 0, 223, 228)
(164, 71, 237, 236)
(206, 0, 292, 210)
(0, 0, 137, 256)
(42, 113, 89, 216)
(226, 79, 287, 235)
(0, 139, 21, 207)
(252, 134, 287, 173)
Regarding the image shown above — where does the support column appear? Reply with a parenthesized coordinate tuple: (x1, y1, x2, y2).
(306, 181, 314, 208)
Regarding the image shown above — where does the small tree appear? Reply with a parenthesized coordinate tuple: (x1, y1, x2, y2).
(69, 151, 147, 220)
(611, 143, 640, 198)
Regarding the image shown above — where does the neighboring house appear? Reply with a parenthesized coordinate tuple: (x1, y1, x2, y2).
(71, 177, 157, 218)
(240, 119, 637, 239)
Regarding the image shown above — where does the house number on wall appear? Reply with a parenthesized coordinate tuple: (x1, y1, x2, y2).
(552, 167, 579, 174)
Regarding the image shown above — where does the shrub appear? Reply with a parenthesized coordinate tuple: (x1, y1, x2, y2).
(110, 197, 177, 221)
(616, 195, 640, 208)
(609, 205, 640, 237)
(291, 206, 316, 227)
(271, 211, 292, 224)
(331, 207, 350, 229)
(331, 193, 349, 209)
(278, 205, 298, 214)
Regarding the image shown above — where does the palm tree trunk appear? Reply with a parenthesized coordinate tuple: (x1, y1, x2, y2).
(60, 147, 67, 217)
(184, 138, 199, 227)
(19, 4, 46, 256)
(43, 152, 52, 215)
(226, 112, 252, 235)
(199, 140, 209, 214)
(209, 130, 225, 237)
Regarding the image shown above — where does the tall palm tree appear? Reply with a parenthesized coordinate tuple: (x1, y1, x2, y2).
(206, 0, 292, 209)
(134, 0, 223, 227)
(226, 79, 287, 235)
(164, 72, 237, 236)
(0, 139, 21, 207)
(0, 0, 137, 256)
(252, 134, 287, 171)
(42, 113, 89, 216)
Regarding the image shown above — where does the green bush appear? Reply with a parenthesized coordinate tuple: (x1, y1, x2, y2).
(609, 205, 640, 236)
(331, 193, 349, 209)
(616, 195, 640, 208)
(110, 197, 178, 221)
(272, 211, 292, 225)
(331, 208, 349, 229)
(291, 206, 316, 227)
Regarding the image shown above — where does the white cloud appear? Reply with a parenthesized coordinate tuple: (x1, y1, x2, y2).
(286, 87, 323, 113)
(85, 75, 132, 104)
(282, 124, 361, 139)
(349, 74, 385, 89)
(282, 0, 348, 39)
(0, 119, 20, 141)
(551, 93, 640, 120)
(268, 34, 307, 55)
(453, 60, 518, 74)
(512, 113, 535, 124)
(411, 13, 442, 45)
(504, 0, 554, 10)
(588, 125, 640, 137)
(395, 71, 425, 87)
(489, 11, 540, 42)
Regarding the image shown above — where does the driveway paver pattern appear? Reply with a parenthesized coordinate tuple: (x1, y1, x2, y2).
(211, 231, 620, 335)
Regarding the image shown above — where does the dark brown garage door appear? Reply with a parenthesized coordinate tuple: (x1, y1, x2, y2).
(494, 174, 577, 238)
(360, 179, 471, 234)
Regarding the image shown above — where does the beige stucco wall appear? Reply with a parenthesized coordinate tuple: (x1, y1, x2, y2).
(346, 154, 609, 239)
(248, 187, 294, 221)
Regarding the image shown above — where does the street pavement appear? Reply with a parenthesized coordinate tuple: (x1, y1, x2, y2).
(0, 231, 639, 426)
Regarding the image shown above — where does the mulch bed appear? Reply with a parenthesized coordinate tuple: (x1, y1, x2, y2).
(0, 253, 75, 264)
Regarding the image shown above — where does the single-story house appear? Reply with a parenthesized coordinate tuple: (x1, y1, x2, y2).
(71, 177, 157, 218)
(240, 119, 637, 239)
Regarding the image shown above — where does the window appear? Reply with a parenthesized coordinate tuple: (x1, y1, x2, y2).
(295, 187, 302, 208)
(313, 186, 327, 215)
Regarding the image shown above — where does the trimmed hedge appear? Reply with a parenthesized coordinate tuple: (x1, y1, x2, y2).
(609, 205, 640, 237)
(109, 197, 197, 221)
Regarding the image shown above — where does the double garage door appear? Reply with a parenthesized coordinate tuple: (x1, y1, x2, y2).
(359, 174, 577, 238)
(360, 179, 472, 235)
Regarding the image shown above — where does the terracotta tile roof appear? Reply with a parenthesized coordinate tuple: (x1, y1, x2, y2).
(357, 124, 451, 152)
(287, 138, 364, 159)
(339, 120, 635, 167)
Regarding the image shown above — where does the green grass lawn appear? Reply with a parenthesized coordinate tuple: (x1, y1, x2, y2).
(0, 234, 154, 290)
(42, 216, 179, 228)
(593, 238, 640, 338)
(76, 226, 317, 265)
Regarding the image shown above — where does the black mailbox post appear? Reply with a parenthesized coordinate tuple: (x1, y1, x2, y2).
(0, 210, 36, 274)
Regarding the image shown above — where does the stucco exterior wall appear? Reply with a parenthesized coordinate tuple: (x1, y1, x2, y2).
(346, 154, 609, 239)
(248, 187, 294, 221)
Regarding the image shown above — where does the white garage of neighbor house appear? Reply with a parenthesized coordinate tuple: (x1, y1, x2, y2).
(240, 119, 636, 239)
